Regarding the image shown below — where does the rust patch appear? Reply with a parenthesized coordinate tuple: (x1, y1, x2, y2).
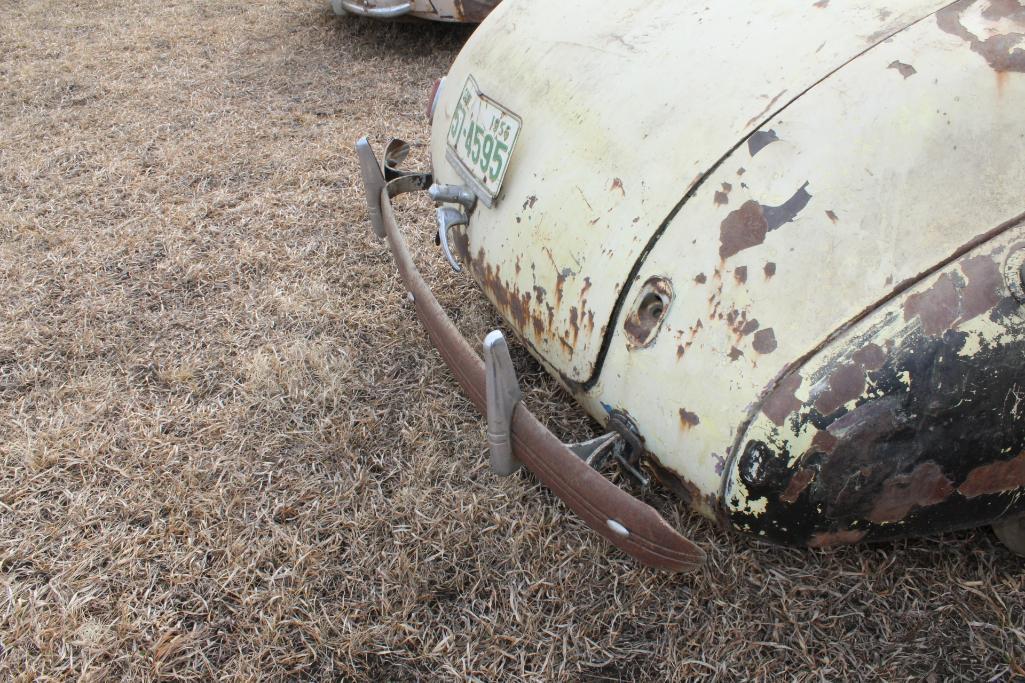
(813, 362, 866, 416)
(646, 457, 705, 509)
(811, 429, 839, 454)
(887, 60, 917, 78)
(554, 270, 567, 308)
(568, 306, 579, 344)
(533, 285, 546, 305)
(814, 0, 829, 7)
(958, 254, 1002, 324)
(852, 343, 887, 371)
(985, 0, 1025, 19)
(937, 0, 1025, 73)
(610, 177, 625, 195)
(522, 195, 538, 210)
(959, 451, 1025, 498)
(451, 220, 471, 264)
(867, 462, 954, 523)
(679, 409, 701, 429)
(719, 200, 768, 260)
(825, 210, 838, 224)
(752, 328, 777, 354)
(728, 346, 744, 361)
(732, 235, 1025, 546)
(808, 529, 866, 548)
(762, 373, 803, 426)
(903, 255, 1002, 335)
(714, 181, 733, 206)
(719, 185, 812, 259)
(764, 262, 776, 279)
(780, 468, 816, 504)
(726, 308, 757, 338)
(747, 129, 779, 156)
(734, 266, 748, 284)
(694, 272, 707, 284)
(740, 318, 760, 336)
(903, 272, 960, 336)
(467, 247, 581, 353)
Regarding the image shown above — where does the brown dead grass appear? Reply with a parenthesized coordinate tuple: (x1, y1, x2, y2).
(0, 0, 1023, 679)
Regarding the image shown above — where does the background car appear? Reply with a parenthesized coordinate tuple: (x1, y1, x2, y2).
(331, 0, 498, 22)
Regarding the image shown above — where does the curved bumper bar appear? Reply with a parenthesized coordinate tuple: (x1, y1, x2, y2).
(333, 0, 412, 19)
(356, 136, 705, 572)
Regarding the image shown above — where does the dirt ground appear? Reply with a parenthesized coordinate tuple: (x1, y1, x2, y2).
(1, 0, 1023, 680)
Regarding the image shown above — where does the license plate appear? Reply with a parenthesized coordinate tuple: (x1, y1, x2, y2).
(445, 76, 521, 207)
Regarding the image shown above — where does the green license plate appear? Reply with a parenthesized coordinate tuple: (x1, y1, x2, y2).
(445, 76, 522, 207)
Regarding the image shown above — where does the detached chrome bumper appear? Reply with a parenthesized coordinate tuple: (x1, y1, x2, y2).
(355, 137, 705, 573)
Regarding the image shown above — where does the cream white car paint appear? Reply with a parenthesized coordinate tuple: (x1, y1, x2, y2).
(428, 0, 1025, 528)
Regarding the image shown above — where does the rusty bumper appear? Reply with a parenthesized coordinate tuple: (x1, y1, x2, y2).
(357, 137, 704, 572)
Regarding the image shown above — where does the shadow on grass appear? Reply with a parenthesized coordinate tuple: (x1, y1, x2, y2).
(322, 6, 476, 60)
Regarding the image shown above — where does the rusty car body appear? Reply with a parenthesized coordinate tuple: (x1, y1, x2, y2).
(357, 0, 1025, 571)
(330, 0, 498, 22)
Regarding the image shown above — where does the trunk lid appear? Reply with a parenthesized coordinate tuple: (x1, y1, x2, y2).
(430, 0, 949, 384)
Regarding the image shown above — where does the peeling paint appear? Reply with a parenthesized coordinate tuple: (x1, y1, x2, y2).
(761, 373, 803, 426)
(752, 328, 778, 354)
(748, 129, 780, 156)
(728, 234, 1025, 546)
(867, 461, 953, 523)
(808, 529, 866, 547)
(937, 0, 1025, 73)
(718, 183, 812, 259)
(888, 60, 918, 77)
(960, 451, 1025, 497)
(679, 408, 701, 429)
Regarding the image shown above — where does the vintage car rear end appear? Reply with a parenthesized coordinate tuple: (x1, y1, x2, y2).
(361, 0, 1025, 569)
(331, 0, 497, 22)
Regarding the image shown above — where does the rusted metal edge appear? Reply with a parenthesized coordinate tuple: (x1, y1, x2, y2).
(377, 188, 705, 572)
(575, 2, 961, 394)
(720, 208, 1025, 508)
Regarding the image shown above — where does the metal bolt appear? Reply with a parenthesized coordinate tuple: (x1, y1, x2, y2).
(606, 519, 630, 538)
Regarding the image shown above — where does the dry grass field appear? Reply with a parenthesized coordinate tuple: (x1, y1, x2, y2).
(1, 0, 1024, 679)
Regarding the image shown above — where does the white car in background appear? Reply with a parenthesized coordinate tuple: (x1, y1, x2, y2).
(331, 0, 498, 22)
